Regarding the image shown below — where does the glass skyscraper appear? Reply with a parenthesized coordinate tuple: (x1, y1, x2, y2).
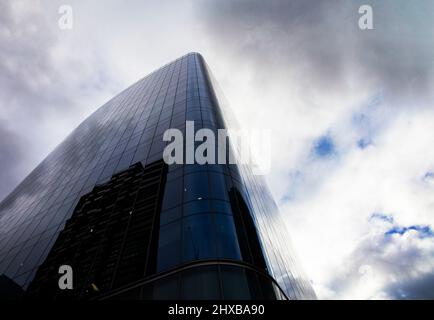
(0, 53, 316, 300)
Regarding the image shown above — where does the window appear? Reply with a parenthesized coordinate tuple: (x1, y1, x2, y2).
(152, 274, 179, 300)
(215, 214, 241, 260)
(182, 214, 216, 262)
(180, 266, 220, 299)
(161, 178, 183, 210)
(132, 143, 150, 164)
(184, 172, 209, 202)
(211, 200, 232, 214)
(115, 150, 135, 172)
(220, 265, 251, 300)
(209, 172, 229, 201)
(183, 198, 211, 217)
(160, 206, 182, 226)
(157, 221, 181, 272)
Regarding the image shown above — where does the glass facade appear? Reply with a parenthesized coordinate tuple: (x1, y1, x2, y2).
(0, 53, 316, 300)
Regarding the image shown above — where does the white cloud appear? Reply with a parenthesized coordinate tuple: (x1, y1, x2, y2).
(319, 214, 434, 299)
(278, 106, 434, 298)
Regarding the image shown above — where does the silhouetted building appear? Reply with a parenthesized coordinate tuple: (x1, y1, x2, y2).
(0, 53, 316, 299)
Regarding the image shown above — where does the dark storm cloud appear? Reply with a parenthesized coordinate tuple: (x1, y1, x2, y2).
(384, 272, 434, 299)
(199, 0, 434, 106)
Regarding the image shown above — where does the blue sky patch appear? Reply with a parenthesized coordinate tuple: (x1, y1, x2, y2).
(370, 212, 394, 224)
(357, 138, 372, 149)
(313, 135, 335, 157)
(385, 225, 434, 239)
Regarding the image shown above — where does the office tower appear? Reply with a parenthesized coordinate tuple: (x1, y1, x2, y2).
(0, 53, 316, 299)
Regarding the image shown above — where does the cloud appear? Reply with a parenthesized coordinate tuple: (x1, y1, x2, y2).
(321, 214, 434, 299)
(0, 0, 121, 201)
(370, 212, 394, 224)
(278, 105, 434, 299)
(385, 272, 434, 299)
(200, 0, 434, 107)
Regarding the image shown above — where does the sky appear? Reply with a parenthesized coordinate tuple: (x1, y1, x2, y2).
(1, 0, 434, 299)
